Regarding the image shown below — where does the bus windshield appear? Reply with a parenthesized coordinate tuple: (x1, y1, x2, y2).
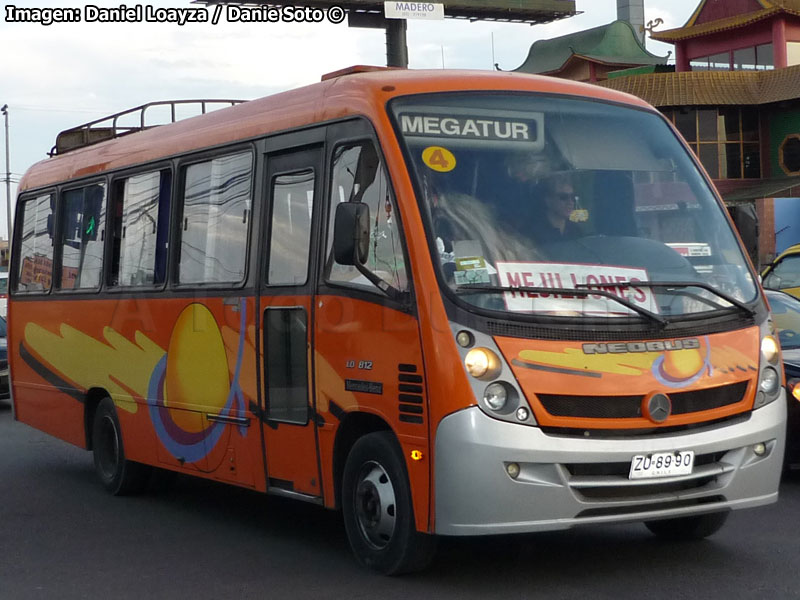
(390, 93, 758, 320)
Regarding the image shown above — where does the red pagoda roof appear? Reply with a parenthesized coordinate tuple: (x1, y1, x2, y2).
(652, 0, 800, 42)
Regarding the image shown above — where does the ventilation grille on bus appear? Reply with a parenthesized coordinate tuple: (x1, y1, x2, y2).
(398, 364, 424, 425)
(487, 318, 754, 342)
(537, 381, 749, 420)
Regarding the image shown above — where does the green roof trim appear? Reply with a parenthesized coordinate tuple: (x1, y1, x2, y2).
(607, 64, 676, 79)
(513, 20, 668, 74)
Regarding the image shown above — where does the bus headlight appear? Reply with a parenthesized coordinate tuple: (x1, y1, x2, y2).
(484, 382, 508, 411)
(465, 348, 501, 380)
(761, 335, 780, 365)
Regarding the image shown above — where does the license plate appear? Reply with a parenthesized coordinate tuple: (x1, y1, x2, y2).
(629, 451, 694, 480)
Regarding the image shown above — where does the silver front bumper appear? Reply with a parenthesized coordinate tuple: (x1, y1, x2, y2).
(434, 396, 786, 535)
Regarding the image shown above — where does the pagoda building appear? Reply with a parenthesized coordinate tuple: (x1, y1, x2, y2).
(511, 19, 668, 82)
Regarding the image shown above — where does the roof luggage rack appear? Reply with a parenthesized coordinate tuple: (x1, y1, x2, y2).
(50, 99, 246, 156)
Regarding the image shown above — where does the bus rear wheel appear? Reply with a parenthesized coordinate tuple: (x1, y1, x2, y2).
(342, 431, 437, 574)
(92, 398, 150, 495)
(644, 511, 729, 540)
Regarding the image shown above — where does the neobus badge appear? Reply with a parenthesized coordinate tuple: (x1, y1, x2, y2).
(582, 339, 702, 355)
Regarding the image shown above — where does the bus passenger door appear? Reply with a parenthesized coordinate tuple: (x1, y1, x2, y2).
(259, 145, 323, 500)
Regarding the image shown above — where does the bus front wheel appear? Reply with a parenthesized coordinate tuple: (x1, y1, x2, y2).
(341, 431, 437, 574)
(644, 511, 729, 540)
(91, 398, 150, 495)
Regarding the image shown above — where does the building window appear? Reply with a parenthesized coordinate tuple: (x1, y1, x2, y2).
(691, 45, 773, 72)
(789, 42, 800, 67)
(663, 108, 761, 180)
(709, 52, 730, 70)
(734, 47, 756, 70)
(756, 44, 774, 70)
(780, 134, 800, 176)
(689, 56, 710, 71)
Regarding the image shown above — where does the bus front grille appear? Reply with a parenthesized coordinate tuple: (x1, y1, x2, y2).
(537, 381, 749, 420)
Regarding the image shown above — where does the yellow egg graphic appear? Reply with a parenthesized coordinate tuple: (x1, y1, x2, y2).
(661, 348, 704, 380)
(164, 304, 230, 432)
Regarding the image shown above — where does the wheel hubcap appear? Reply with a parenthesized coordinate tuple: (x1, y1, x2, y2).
(354, 461, 396, 550)
(97, 415, 120, 480)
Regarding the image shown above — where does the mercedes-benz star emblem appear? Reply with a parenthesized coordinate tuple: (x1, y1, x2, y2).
(644, 393, 672, 424)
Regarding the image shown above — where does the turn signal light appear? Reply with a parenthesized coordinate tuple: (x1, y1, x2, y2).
(789, 379, 800, 402)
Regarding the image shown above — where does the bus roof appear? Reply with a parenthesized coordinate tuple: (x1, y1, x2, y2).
(18, 69, 653, 193)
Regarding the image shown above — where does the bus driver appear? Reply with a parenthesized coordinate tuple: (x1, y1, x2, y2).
(532, 174, 582, 244)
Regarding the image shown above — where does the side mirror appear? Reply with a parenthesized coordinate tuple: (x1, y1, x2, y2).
(334, 202, 370, 266)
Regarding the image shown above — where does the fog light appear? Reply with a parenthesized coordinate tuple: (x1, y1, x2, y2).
(456, 330, 474, 348)
(753, 442, 767, 457)
(516, 407, 529, 422)
(484, 382, 508, 411)
(506, 462, 520, 479)
(760, 367, 780, 395)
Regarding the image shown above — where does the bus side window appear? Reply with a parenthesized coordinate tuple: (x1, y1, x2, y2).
(178, 152, 252, 285)
(109, 170, 171, 287)
(267, 169, 315, 286)
(324, 142, 408, 293)
(15, 193, 55, 293)
(58, 183, 106, 290)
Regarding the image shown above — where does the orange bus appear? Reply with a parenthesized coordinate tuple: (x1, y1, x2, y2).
(10, 68, 786, 574)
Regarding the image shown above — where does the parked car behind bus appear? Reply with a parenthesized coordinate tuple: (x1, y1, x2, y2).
(763, 244, 800, 299)
(765, 288, 800, 467)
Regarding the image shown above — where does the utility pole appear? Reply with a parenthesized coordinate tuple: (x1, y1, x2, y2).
(385, 17, 408, 68)
(1, 105, 10, 244)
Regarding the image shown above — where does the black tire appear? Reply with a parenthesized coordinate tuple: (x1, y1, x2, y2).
(644, 511, 729, 540)
(92, 398, 151, 495)
(342, 431, 437, 574)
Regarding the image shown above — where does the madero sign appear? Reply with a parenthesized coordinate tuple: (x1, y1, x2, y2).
(384, 2, 445, 20)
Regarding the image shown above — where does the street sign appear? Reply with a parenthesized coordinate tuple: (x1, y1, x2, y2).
(384, 2, 445, 20)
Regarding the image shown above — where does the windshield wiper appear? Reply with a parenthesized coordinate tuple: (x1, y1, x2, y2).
(575, 281, 757, 318)
(455, 284, 667, 326)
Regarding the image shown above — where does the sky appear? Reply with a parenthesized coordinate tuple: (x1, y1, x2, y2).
(1, 0, 702, 240)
